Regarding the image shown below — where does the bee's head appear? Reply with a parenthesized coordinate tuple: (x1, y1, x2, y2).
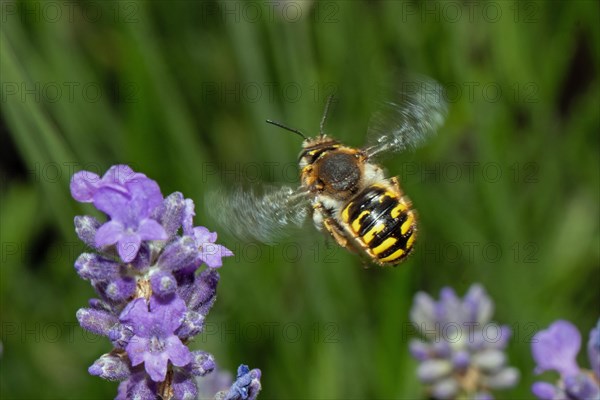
(300, 144, 365, 200)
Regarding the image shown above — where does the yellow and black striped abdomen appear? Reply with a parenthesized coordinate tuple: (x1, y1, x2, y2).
(340, 184, 416, 266)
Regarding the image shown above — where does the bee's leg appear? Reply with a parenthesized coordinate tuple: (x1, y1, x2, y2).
(315, 203, 374, 267)
(312, 203, 334, 248)
(324, 216, 375, 268)
(322, 218, 353, 251)
(313, 202, 353, 252)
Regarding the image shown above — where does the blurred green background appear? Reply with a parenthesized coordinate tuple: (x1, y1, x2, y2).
(1, 1, 599, 399)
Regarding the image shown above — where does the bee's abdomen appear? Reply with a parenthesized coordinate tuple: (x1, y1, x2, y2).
(341, 184, 416, 266)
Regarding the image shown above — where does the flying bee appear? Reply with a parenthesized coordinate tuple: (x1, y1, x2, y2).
(211, 77, 447, 267)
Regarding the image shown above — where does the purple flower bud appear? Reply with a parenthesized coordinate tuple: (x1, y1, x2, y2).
(156, 192, 186, 238)
(437, 287, 462, 324)
(452, 350, 470, 370)
(74, 216, 101, 249)
(417, 359, 452, 383)
(410, 292, 436, 335)
(188, 269, 219, 315)
(186, 351, 216, 377)
(157, 236, 199, 271)
(431, 341, 451, 358)
(182, 199, 195, 236)
(105, 276, 136, 302)
(224, 365, 262, 400)
(150, 271, 177, 297)
(472, 349, 506, 372)
(88, 298, 112, 312)
(485, 325, 512, 350)
(74, 253, 120, 282)
(76, 308, 118, 336)
(176, 311, 205, 339)
(431, 377, 459, 400)
(463, 284, 493, 326)
(483, 367, 520, 389)
(88, 353, 131, 381)
(409, 339, 430, 361)
(172, 370, 198, 400)
(124, 371, 158, 400)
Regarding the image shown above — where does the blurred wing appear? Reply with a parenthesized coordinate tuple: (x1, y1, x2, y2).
(365, 76, 448, 159)
(206, 185, 310, 244)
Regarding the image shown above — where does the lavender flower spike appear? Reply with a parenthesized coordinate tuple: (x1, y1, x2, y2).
(409, 283, 519, 400)
(70, 165, 261, 399)
(531, 319, 600, 400)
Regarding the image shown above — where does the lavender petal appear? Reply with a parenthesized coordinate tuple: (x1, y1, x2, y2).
(532, 320, 581, 377)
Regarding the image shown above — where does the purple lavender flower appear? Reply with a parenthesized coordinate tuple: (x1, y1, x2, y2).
(71, 165, 248, 399)
(409, 284, 519, 399)
(94, 178, 168, 262)
(531, 319, 600, 400)
(120, 296, 192, 382)
(192, 227, 234, 269)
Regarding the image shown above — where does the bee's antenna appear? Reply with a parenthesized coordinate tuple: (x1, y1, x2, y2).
(266, 119, 307, 140)
(319, 94, 335, 137)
